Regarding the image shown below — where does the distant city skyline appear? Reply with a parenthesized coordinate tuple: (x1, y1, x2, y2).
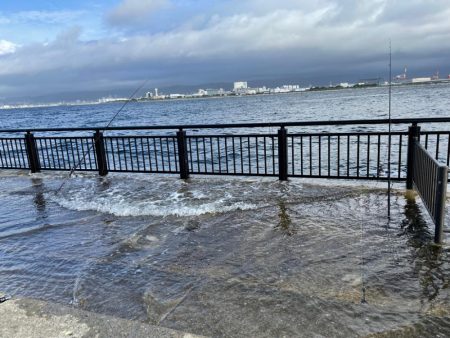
(1, 1, 450, 103)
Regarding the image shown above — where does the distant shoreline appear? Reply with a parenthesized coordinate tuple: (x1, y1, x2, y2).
(2, 79, 449, 110)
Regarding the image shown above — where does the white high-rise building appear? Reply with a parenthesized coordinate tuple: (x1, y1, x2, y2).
(233, 82, 248, 91)
(155, 88, 158, 96)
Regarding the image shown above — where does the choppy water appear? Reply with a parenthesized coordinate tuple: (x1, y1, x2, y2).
(0, 83, 449, 133)
(1, 85, 450, 337)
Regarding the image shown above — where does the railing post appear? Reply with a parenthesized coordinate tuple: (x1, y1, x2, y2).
(94, 130, 108, 176)
(434, 165, 447, 244)
(406, 123, 421, 189)
(24, 132, 40, 173)
(278, 127, 288, 181)
(177, 129, 189, 179)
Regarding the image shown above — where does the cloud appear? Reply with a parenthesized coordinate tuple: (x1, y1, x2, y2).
(1, 0, 450, 101)
(0, 40, 17, 55)
(107, 0, 169, 26)
(0, 10, 85, 25)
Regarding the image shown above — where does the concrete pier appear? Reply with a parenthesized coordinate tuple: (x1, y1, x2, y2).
(0, 294, 205, 338)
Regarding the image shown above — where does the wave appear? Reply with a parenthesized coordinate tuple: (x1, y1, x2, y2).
(50, 184, 258, 217)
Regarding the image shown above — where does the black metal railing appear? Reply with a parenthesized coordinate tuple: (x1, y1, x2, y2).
(0, 118, 450, 181)
(412, 141, 448, 243)
(0, 137, 28, 169)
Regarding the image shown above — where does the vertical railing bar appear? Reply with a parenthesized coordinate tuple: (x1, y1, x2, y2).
(166, 137, 172, 172)
(3, 139, 10, 167)
(356, 135, 360, 178)
(50, 139, 57, 169)
(43, 139, 52, 168)
(425, 134, 429, 149)
(210, 137, 215, 172)
(398, 134, 402, 179)
(300, 136, 304, 176)
(122, 138, 128, 171)
(264, 136, 267, 175)
(232, 137, 237, 174)
(447, 133, 450, 167)
(309, 135, 312, 176)
(141, 138, 147, 172)
(366, 135, 370, 178)
(146, 138, 152, 171)
(88, 138, 95, 170)
(240, 136, 244, 174)
(12, 139, 20, 167)
(159, 138, 165, 172)
(173, 136, 178, 172)
(225, 137, 229, 174)
(327, 135, 331, 177)
(8, 139, 17, 168)
(134, 138, 140, 171)
(436, 134, 440, 160)
(11, 139, 18, 167)
(74, 139, 81, 170)
(116, 138, 122, 171)
(247, 136, 251, 174)
(18, 139, 27, 168)
(204, 137, 209, 173)
(0, 139, 7, 167)
(217, 137, 222, 173)
(256, 136, 260, 174)
(54, 138, 63, 169)
(202, 137, 207, 173)
(318, 136, 322, 176)
(195, 137, 200, 173)
(60, 139, 67, 169)
(16, 139, 22, 167)
(128, 138, 134, 171)
(153, 138, 159, 171)
(337, 135, 340, 177)
(23, 138, 30, 168)
(191, 136, 200, 172)
(291, 137, 295, 175)
(69, 139, 76, 169)
(78, 138, 85, 170)
(377, 134, 381, 178)
(0, 139, 5, 167)
(347, 135, 350, 177)
(272, 137, 275, 174)
(108, 138, 115, 171)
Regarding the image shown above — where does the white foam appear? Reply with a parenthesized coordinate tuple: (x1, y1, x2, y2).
(50, 187, 258, 217)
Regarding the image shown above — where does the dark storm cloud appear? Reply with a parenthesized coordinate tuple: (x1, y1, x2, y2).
(1, 0, 449, 102)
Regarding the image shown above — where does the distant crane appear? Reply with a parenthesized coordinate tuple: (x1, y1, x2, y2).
(432, 70, 440, 80)
(395, 66, 407, 80)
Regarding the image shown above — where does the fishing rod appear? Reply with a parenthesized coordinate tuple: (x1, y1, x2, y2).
(387, 40, 392, 219)
(55, 79, 149, 194)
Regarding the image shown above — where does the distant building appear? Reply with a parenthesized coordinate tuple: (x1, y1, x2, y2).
(169, 94, 185, 99)
(205, 88, 226, 96)
(412, 77, 432, 83)
(233, 82, 248, 91)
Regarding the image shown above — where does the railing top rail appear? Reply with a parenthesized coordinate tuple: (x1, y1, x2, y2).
(1, 117, 450, 133)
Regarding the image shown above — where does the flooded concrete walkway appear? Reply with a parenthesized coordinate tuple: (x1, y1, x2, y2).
(0, 172, 449, 337)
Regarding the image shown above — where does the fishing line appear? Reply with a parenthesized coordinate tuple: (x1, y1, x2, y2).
(359, 195, 367, 304)
(387, 40, 393, 219)
(55, 79, 149, 194)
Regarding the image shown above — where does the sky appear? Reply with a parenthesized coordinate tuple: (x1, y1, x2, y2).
(0, 0, 449, 102)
